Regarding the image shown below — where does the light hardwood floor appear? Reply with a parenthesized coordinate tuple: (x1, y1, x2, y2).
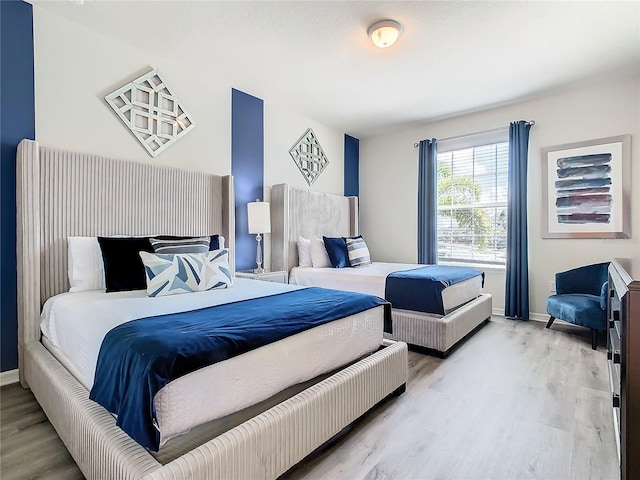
(1, 317, 619, 480)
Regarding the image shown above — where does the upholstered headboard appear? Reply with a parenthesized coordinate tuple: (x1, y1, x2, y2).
(270, 183, 358, 273)
(16, 139, 234, 383)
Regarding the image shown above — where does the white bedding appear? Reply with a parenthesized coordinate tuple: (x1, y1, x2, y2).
(289, 262, 482, 315)
(41, 279, 383, 444)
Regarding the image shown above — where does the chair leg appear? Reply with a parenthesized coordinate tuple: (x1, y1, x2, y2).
(546, 316, 555, 329)
(591, 329, 598, 350)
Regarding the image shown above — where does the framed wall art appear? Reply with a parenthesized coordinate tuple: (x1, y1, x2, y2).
(541, 134, 631, 239)
(289, 128, 329, 186)
(105, 69, 195, 157)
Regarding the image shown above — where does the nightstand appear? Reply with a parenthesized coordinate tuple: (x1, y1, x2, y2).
(235, 270, 288, 284)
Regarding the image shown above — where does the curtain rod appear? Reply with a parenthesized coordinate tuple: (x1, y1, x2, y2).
(413, 120, 535, 148)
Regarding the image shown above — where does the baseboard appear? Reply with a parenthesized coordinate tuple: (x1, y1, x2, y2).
(528, 312, 550, 323)
(491, 308, 549, 323)
(0, 369, 19, 386)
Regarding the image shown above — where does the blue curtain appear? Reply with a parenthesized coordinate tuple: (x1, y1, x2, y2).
(418, 139, 437, 264)
(505, 121, 532, 320)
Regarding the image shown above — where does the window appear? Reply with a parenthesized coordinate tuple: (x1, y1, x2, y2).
(437, 139, 508, 266)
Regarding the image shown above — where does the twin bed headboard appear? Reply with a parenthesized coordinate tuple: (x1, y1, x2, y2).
(270, 183, 358, 274)
(16, 139, 234, 383)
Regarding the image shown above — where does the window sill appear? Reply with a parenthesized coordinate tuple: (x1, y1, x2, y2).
(438, 261, 505, 273)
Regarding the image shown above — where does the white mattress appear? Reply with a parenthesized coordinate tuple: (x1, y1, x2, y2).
(40, 279, 383, 445)
(289, 262, 482, 315)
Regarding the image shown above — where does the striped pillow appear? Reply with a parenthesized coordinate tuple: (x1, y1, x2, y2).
(149, 236, 211, 254)
(345, 236, 371, 267)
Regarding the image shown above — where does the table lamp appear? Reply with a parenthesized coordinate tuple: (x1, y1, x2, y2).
(247, 200, 271, 273)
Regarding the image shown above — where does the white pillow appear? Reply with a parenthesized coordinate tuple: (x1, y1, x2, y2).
(68, 236, 105, 292)
(139, 249, 233, 297)
(310, 236, 332, 268)
(297, 236, 312, 267)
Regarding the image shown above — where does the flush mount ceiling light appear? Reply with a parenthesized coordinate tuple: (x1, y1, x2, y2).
(368, 19, 403, 48)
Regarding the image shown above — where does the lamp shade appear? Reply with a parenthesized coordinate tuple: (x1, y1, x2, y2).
(247, 201, 271, 234)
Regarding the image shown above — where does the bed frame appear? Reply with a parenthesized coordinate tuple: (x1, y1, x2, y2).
(16, 140, 407, 479)
(270, 183, 492, 356)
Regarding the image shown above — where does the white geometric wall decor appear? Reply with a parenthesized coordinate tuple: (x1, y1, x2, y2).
(105, 69, 195, 157)
(289, 128, 329, 186)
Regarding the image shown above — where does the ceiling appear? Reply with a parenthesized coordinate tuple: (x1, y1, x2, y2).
(31, 1, 640, 138)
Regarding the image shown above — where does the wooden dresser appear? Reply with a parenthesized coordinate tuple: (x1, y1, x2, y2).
(608, 258, 640, 480)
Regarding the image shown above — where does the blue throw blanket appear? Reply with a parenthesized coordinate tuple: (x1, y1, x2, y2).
(385, 265, 484, 315)
(89, 287, 390, 451)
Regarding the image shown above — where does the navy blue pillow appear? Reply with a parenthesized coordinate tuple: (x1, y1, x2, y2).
(209, 234, 220, 250)
(323, 236, 350, 268)
(97, 237, 154, 293)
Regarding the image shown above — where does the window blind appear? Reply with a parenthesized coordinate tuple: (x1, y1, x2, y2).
(437, 141, 509, 265)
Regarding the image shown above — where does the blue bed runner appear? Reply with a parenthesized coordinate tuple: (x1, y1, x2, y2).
(89, 287, 390, 451)
(385, 265, 484, 315)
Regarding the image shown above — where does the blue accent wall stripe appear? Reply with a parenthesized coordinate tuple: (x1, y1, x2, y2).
(1, 0, 35, 372)
(344, 134, 359, 197)
(231, 89, 264, 271)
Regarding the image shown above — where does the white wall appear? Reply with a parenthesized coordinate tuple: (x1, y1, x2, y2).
(33, 6, 346, 270)
(263, 103, 345, 268)
(264, 105, 344, 197)
(33, 7, 231, 175)
(360, 76, 640, 318)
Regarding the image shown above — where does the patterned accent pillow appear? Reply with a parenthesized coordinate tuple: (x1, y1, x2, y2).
(345, 236, 371, 268)
(149, 236, 211, 254)
(139, 249, 233, 297)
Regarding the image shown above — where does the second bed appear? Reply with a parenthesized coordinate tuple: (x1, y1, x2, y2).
(271, 184, 493, 356)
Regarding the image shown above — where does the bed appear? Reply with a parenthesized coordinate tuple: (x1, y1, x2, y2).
(270, 183, 492, 356)
(16, 139, 408, 479)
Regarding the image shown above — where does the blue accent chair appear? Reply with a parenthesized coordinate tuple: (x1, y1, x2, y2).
(546, 262, 610, 350)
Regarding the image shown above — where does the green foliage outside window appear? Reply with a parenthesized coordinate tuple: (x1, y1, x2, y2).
(437, 163, 491, 249)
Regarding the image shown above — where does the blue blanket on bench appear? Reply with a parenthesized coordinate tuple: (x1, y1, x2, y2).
(385, 265, 484, 315)
(89, 287, 389, 451)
